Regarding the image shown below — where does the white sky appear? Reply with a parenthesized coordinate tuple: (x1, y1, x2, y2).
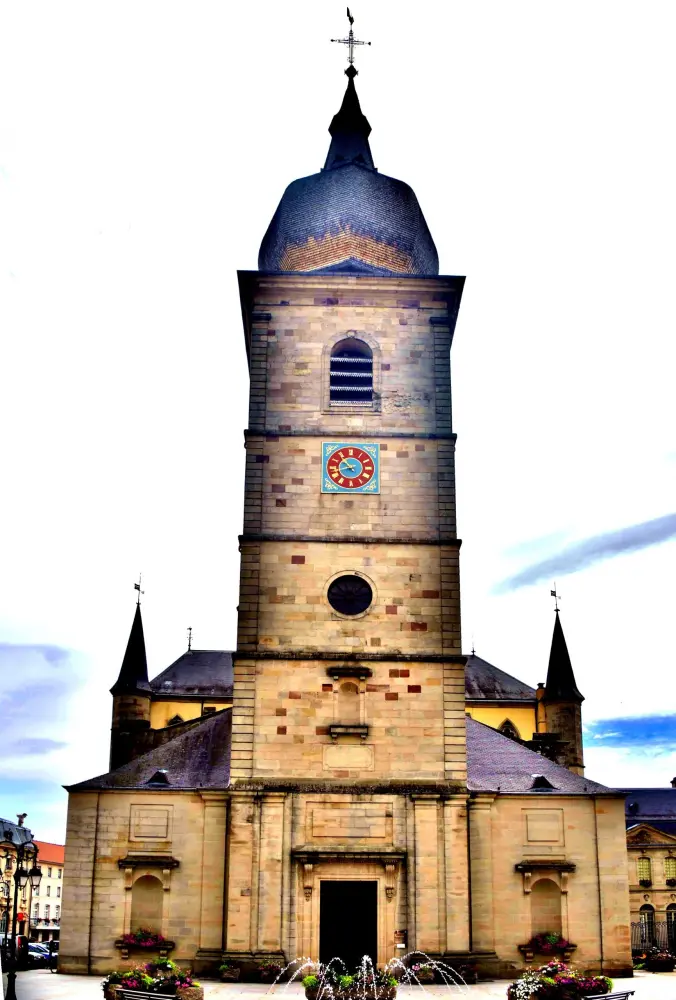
(1, 1, 675, 841)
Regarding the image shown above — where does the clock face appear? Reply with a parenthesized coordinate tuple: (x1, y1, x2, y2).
(322, 442, 380, 494)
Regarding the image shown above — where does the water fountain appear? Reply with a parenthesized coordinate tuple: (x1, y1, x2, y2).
(261, 951, 470, 999)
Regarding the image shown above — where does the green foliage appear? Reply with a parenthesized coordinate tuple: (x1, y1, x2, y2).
(507, 961, 613, 1000)
(302, 974, 319, 988)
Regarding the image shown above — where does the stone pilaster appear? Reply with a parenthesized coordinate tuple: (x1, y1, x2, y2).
(412, 795, 441, 955)
(197, 792, 227, 958)
(468, 794, 496, 955)
(443, 794, 470, 954)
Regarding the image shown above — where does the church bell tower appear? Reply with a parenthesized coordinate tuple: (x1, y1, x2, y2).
(226, 30, 468, 967)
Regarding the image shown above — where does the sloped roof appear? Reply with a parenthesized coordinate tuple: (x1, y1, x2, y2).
(33, 841, 64, 864)
(464, 654, 537, 702)
(0, 818, 36, 848)
(67, 709, 232, 791)
(622, 787, 676, 832)
(68, 709, 613, 798)
(466, 717, 611, 794)
(150, 650, 233, 698)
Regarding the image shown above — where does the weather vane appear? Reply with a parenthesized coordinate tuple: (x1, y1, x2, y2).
(550, 585, 561, 612)
(331, 8, 371, 73)
(134, 573, 144, 605)
(187, 626, 193, 652)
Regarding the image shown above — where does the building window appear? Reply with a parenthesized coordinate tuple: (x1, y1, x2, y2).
(498, 719, 521, 741)
(58, 869, 62, 879)
(48, 868, 52, 878)
(327, 574, 373, 616)
(330, 339, 373, 405)
(665, 857, 676, 880)
(55, 906, 60, 920)
(167, 714, 184, 726)
(44, 905, 50, 920)
(56, 886, 61, 898)
(202, 707, 217, 715)
(46, 885, 51, 897)
(639, 903, 655, 945)
(33, 884, 39, 896)
(667, 904, 676, 950)
(637, 857, 652, 883)
(33, 903, 39, 919)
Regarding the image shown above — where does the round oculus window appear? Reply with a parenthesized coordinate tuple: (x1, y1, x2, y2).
(327, 575, 373, 616)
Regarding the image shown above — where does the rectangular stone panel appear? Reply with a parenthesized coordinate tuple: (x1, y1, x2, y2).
(523, 809, 564, 845)
(310, 801, 390, 840)
(323, 743, 374, 772)
(129, 805, 172, 842)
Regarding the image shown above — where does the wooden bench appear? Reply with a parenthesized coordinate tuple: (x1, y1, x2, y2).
(119, 991, 175, 1000)
(584, 993, 634, 1000)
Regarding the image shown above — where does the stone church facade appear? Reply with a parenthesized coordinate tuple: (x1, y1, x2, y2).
(60, 63, 632, 979)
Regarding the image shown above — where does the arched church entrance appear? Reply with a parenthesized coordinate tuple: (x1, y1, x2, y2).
(319, 881, 377, 969)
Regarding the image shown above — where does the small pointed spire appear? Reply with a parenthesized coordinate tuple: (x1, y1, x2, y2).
(324, 73, 375, 171)
(111, 603, 150, 695)
(545, 610, 584, 702)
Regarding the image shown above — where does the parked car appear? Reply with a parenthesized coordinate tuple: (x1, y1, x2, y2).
(27, 943, 50, 966)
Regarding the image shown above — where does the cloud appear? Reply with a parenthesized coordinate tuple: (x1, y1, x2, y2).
(0, 643, 86, 779)
(12, 738, 68, 755)
(496, 512, 676, 591)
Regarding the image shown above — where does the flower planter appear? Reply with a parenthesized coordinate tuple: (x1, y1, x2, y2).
(221, 970, 241, 982)
(114, 938, 175, 961)
(645, 959, 676, 972)
(104, 987, 123, 1000)
(176, 987, 204, 1000)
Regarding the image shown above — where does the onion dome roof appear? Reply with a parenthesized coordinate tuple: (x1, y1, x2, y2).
(258, 68, 438, 276)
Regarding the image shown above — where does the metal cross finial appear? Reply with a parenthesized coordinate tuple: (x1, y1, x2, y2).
(187, 626, 192, 652)
(331, 8, 371, 71)
(134, 573, 145, 605)
(550, 585, 561, 612)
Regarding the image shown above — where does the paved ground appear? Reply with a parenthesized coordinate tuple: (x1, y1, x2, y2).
(2, 970, 675, 1000)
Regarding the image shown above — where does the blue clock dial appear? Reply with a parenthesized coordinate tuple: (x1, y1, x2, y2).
(321, 442, 380, 494)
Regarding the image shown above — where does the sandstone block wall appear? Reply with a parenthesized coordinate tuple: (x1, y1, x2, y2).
(59, 790, 227, 975)
(486, 794, 631, 974)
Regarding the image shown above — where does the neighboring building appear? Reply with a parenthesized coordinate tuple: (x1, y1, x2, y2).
(60, 51, 632, 979)
(31, 841, 65, 943)
(0, 817, 37, 947)
(465, 607, 584, 774)
(622, 783, 676, 952)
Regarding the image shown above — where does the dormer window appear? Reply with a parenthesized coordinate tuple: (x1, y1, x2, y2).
(330, 339, 373, 405)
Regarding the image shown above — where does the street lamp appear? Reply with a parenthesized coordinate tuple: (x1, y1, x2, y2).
(3, 834, 42, 1000)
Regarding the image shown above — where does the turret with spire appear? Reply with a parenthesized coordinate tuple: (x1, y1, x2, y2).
(542, 609, 585, 775)
(109, 600, 152, 770)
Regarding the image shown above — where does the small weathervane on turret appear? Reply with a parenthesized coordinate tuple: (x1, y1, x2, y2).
(550, 585, 561, 612)
(331, 8, 371, 75)
(187, 626, 193, 652)
(134, 573, 145, 605)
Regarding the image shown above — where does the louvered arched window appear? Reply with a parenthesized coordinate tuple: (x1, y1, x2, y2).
(330, 339, 373, 404)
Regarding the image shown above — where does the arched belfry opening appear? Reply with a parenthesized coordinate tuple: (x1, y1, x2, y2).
(330, 339, 373, 404)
